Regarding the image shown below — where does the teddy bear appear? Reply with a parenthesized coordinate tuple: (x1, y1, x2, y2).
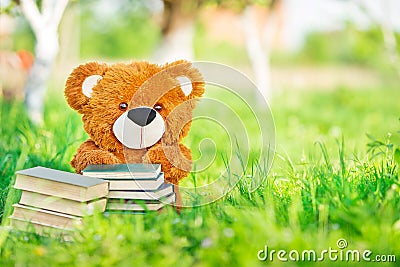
(64, 60, 204, 192)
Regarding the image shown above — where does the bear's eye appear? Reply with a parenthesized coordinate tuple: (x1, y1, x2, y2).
(154, 104, 163, 111)
(119, 102, 128, 111)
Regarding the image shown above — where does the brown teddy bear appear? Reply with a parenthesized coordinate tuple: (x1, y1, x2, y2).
(64, 60, 204, 193)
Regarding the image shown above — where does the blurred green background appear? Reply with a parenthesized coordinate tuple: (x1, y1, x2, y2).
(0, 0, 399, 266)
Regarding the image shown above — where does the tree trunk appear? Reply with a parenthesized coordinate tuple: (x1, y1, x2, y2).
(154, 1, 195, 62)
(242, 5, 271, 104)
(20, 0, 68, 124)
(25, 28, 59, 124)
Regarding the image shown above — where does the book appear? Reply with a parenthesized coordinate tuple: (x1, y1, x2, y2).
(108, 183, 174, 200)
(14, 166, 109, 202)
(106, 193, 176, 211)
(82, 163, 161, 179)
(19, 191, 107, 217)
(108, 172, 165, 191)
(10, 204, 82, 229)
(9, 217, 73, 241)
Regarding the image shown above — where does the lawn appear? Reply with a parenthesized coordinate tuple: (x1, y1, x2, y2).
(0, 84, 399, 266)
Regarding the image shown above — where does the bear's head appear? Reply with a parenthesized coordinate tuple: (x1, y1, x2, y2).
(65, 60, 204, 154)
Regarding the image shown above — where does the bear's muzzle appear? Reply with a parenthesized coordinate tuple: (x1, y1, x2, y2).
(113, 106, 165, 149)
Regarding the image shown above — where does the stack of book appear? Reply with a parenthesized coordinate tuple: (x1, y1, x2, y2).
(82, 164, 175, 212)
(9, 166, 108, 238)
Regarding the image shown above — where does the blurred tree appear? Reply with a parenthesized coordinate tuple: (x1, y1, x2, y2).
(155, 0, 281, 102)
(153, 0, 199, 61)
(4, 0, 69, 124)
(241, 1, 282, 102)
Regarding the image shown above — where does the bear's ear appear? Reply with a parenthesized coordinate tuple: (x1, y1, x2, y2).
(163, 60, 205, 99)
(176, 76, 193, 96)
(64, 62, 108, 112)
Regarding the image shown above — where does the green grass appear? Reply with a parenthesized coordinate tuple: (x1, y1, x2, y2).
(0, 85, 399, 266)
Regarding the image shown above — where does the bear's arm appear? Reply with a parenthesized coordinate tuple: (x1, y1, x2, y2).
(143, 143, 192, 185)
(71, 140, 121, 173)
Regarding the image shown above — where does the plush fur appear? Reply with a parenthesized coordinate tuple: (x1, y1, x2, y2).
(65, 60, 204, 186)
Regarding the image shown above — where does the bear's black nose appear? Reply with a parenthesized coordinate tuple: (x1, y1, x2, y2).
(127, 107, 156, 127)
